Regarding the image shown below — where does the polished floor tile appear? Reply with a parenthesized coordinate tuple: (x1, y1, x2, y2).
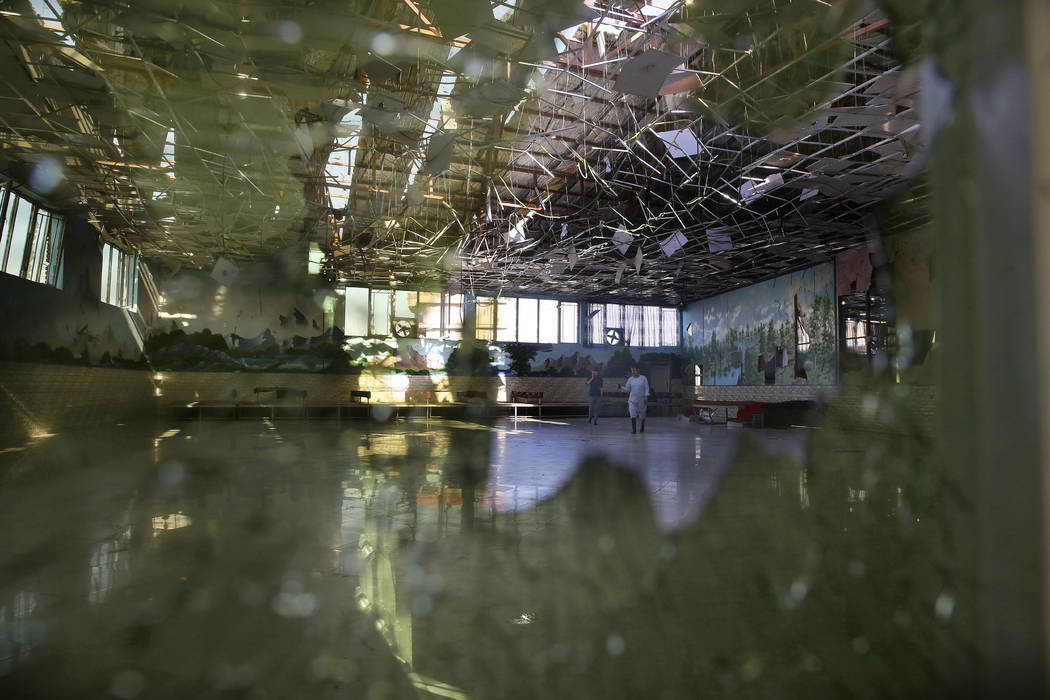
(0, 416, 947, 698)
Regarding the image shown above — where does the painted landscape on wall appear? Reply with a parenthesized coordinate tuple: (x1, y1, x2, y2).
(682, 263, 836, 386)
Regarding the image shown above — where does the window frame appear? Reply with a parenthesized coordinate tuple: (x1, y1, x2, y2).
(0, 186, 66, 287)
(585, 301, 680, 349)
(100, 242, 139, 309)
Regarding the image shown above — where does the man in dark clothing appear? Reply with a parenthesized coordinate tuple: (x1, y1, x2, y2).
(586, 369, 603, 424)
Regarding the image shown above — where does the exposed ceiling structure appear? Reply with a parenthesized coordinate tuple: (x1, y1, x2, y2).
(0, 0, 925, 304)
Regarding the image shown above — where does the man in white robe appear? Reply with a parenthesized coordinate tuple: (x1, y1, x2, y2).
(622, 365, 650, 434)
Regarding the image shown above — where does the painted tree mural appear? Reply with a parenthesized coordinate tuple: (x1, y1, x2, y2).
(681, 264, 837, 386)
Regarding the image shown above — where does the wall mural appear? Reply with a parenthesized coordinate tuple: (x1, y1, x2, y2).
(0, 219, 146, 368)
(2, 227, 666, 378)
(144, 320, 624, 377)
(142, 265, 632, 375)
(681, 263, 836, 386)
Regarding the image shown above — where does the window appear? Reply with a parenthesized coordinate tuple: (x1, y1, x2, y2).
(605, 303, 623, 335)
(344, 287, 369, 336)
(844, 318, 867, 354)
(497, 297, 517, 341)
(0, 186, 65, 287)
(584, 301, 679, 348)
(560, 302, 578, 344)
(538, 299, 559, 343)
(370, 289, 391, 336)
(100, 242, 139, 309)
(444, 294, 464, 340)
(417, 292, 443, 338)
(344, 287, 585, 344)
(26, 208, 65, 286)
(393, 290, 416, 319)
(476, 296, 497, 341)
(661, 308, 679, 346)
(588, 304, 605, 345)
(641, 306, 662, 347)
(516, 298, 538, 343)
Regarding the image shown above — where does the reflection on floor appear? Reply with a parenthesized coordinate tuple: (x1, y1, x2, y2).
(0, 414, 948, 698)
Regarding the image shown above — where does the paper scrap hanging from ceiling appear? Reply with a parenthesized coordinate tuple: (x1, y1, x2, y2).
(611, 226, 634, 255)
(655, 129, 702, 158)
(210, 257, 239, 284)
(421, 132, 456, 175)
(706, 228, 733, 253)
(660, 230, 687, 257)
(614, 49, 684, 98)
(740, 173, 785, 204)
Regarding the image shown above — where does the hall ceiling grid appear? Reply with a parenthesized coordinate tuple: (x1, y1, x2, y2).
(0, 0, 922, 304)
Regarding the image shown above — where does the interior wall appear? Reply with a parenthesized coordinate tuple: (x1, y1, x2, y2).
(884, 228, 934, 332)
(834, 229, 935, 384)
(0, 215, 144, 365)
(147, 264, 670, 375)
(0, 362, 156, 448)
(835, 245, 875, 297)
(680, 263, 837, 386)
(152, 261, 339, 343)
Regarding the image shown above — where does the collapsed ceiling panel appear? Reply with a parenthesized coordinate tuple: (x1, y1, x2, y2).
(0, 0, 926, 304)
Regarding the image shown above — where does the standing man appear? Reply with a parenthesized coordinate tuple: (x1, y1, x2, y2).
(585, 368, 603, 424)
(622, 365, 650, 434)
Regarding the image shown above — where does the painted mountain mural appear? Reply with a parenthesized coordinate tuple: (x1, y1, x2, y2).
(682, 263, 836, 386)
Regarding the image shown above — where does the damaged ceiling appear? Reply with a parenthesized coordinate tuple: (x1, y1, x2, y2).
(0, 0, 925, 304)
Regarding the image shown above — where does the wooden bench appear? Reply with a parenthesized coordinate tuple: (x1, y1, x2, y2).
(350, 390, 371, 404)
(508, 390, 543, 418)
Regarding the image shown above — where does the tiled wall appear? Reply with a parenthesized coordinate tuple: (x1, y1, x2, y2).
(693, 384, 832, 403)
(831, 383, 938, 432)
(505, 376, 685, 403)
(155, 372, 684, 407)
(692, 381, 937, 431)
(0, 362, 156, 446)
(157, 372, 497, 405)
(0, 215, 147, 365)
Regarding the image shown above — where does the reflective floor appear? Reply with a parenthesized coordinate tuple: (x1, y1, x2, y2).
(0, 414, 948, 698)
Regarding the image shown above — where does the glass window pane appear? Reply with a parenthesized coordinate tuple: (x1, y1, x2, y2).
(100, 244, 112, 304)
(476, 296, 496, 341)
(371, 290, 391, 335)
(445, 293, 463, 339)
(4, 196, 34, 276)
(497, 297, 517, 341)
(393, 290, 416, 318)
(589, 303, 605, 344)
(605, 303, 622, 330)
(127, 256, 139, 309)
(538, 299, 558, 343)
(661, 308, 678, 346)
(418, 292, 443, 338)
(517, 298, 538, 343)
(43, 212, 62, 286)
(560, 302, 578, 344)
(344, 287, 369, 336)
(624, 305, 644, 345)
(27, 210, 50, 282)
